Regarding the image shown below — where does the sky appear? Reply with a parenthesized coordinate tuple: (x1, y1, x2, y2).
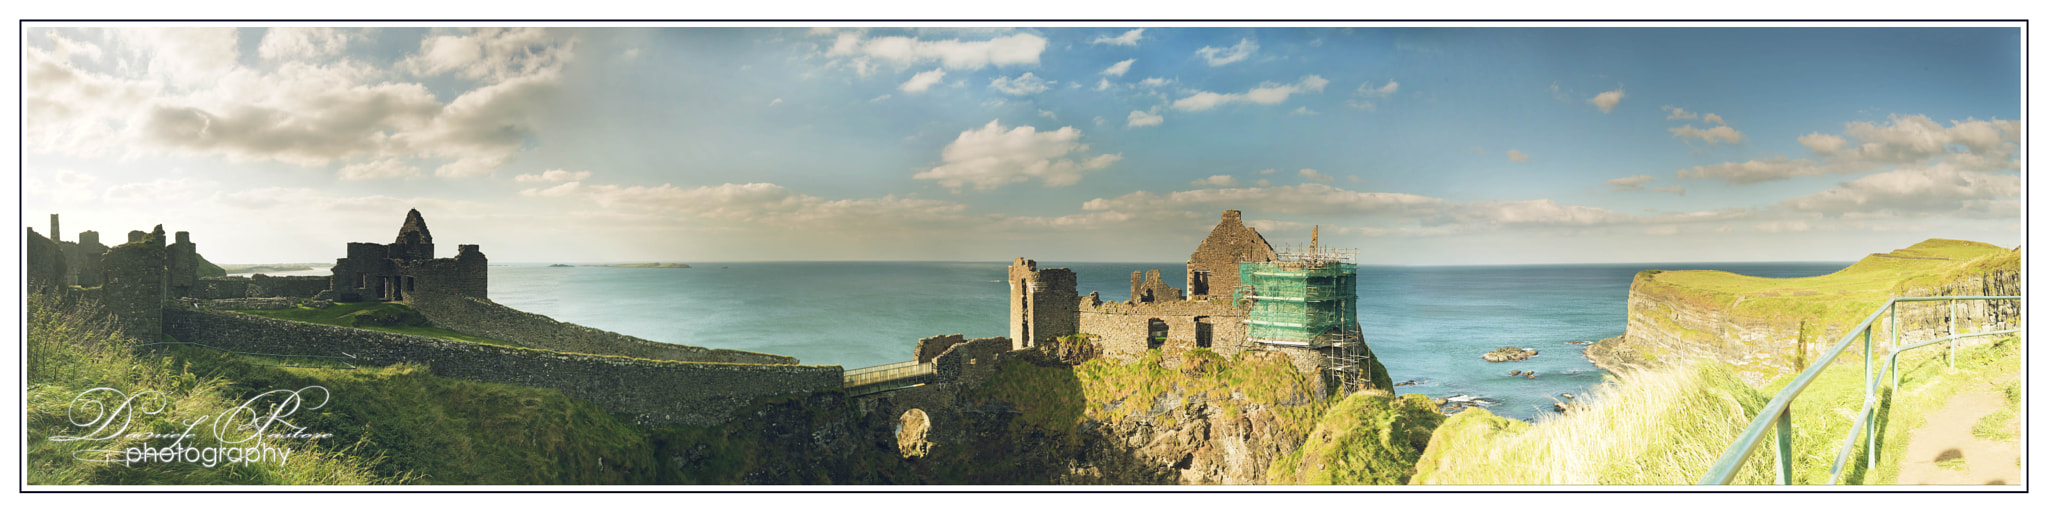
(19, 25, 2025, 265)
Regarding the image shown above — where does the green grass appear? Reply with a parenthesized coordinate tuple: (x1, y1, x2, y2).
(158, 345, 660, 484)
(233, 302, 527, 348)
(26, 293, 395, 485)
(1266, 391, 1444, 485)
(1410, 362, 1776, 485)
(1936, 458, 1969, 472)
(1970, 382, 2019, 442)
(1628, 239, 2017, 377)
(1408, 335, 2022, 485)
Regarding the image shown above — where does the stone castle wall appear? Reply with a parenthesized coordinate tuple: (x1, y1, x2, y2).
(195, 275, 333, 300)
(100, 229, 167, 342)
(410, 292, 798, 365)
(1076, 297, 1251, 362)
(162, 308, 841, 426)
(1008, 258, 1080, 350)
(26, 228, 67, 294)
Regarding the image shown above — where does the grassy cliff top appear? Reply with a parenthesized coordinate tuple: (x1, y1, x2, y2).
(1627, 238, 2019, 337)
(1642, 239, 2013, 301)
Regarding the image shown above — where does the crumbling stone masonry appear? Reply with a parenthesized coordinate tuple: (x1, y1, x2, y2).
(321, 209, 487, 302)
(99, 226, 169, 343)
(1007, 210, 1359, 384)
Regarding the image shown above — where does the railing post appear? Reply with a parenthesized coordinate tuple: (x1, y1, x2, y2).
(1948, 299, 1957, 369)
(1863, 322, 1876, 472)
(1775, 407, 1794, 485)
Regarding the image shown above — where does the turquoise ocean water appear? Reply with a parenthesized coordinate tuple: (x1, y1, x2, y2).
(484, 261, 1849, 421)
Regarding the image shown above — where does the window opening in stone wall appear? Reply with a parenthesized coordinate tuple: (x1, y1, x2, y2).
(406, 276, 416, 292)
(357, 272, 366, 288)
(1148, 318, 1168, 349)
(1191, 271, 1210, 296)
(1195, 316, 1213, 348)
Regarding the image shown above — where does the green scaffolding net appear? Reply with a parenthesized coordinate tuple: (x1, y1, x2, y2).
(1234, 261, 1358, 346)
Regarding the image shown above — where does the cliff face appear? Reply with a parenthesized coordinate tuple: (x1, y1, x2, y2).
(653, 338, 1395, 484)
(1591, 239, 2020, 385)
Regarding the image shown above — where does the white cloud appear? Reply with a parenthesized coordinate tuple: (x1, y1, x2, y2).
(118, 28, 241, 86)
(989, 72, 1050, 95)
(1752, 220, 1811, 233)
(1652, 186, 1686, 195)
(1507, 150, 1531, 162)
(1669, 124, 1746, 144)
(1676, 157, 1823, 184)
(1291, 106, 1317, 116)
(26, 169, 100, 204)
(1126, 109, 1163, 128)
(1037, 109, 1057, 120)
(1358, 80, 1398, 97)
(1298, 168, 1334, 183)
(1195, 38, 1257, 66)
(1101, 59, 1135, 76)
(1781, 163, 2021, 217)
(338, 159, 421, 180)
(514, 169, 592, 183)
(258, 27, 352, 61)
(826, 33, 1048, 70)
(1684, 114, 2021, 184)
(1644, 225, 1680, 236)
(870, 94, 892, 103)
(1259, 168, 1277, 175)
(1662, 106, 1698, 120)
(1703, 113, 1725, 125)
(1588, 87, 1625, 114)
(899, 68, 947, 93)
(1255, 179, 1273, 187)
(1191, 175, 1239, 187)
(913, 120, 1121, 191)
(1092, 29, 1145, 46)
(1096, 78, 1112, 91)
(1172, 75, 1328, 111)
(1798, 132, 1849, 153)
(27, 28, 575, 180)
(1547, 82, 1570, 103)
(1083, 183, 1445, 217)
(1442, 199, 1634, 227)
(1606, 175, 1654, 191)
(103, 178, 189, 203)
(1138, 77, 1173, 88)
(401, 28, 572, 82)
(769, 98, 783, 107)
(1348, 79, 1398, 110)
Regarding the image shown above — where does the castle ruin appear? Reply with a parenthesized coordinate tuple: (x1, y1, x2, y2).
(322, 209, 488, 302)
(1009, 210, 1381, 394)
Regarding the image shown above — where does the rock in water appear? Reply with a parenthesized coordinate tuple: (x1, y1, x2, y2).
(1483, 347, 1535, 362)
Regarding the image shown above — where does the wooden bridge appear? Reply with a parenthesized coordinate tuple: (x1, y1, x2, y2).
(843, 360, 935, 396)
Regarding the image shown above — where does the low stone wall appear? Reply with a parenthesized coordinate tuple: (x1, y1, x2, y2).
(162, 308, 841, 426)
(915, 334, 967, 364)
(1077, 297, 1251, 363)
(187, 297, 332, 311)
(410, 292, 796, 365)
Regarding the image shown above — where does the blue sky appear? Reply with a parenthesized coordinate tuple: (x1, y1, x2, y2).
(21, 25, 2023, 264)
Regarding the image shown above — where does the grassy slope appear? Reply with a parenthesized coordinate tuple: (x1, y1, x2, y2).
(232, 302, 527, 348)
(1410, 336, 2020, 484)
(1266, 391, 1444, 484)
(26, 294, 392, 485)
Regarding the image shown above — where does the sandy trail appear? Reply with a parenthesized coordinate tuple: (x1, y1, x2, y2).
(1892, 376, 2021, 485)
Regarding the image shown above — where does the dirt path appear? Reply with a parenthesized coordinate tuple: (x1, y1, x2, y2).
(1893, 379, 2021, 485)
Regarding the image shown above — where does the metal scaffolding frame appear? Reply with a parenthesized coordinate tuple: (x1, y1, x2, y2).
(1233, 233, 1371, 394)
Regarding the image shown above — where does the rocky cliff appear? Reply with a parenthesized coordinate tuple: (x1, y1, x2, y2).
(652, 337, 1409, 484)
(1590, 239, 2020, 385)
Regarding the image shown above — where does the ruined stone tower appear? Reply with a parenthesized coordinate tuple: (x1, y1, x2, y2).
(1008, 258, 1078, 350)
(1185, 209, 1277, 298)
(325, 209, 487, 302)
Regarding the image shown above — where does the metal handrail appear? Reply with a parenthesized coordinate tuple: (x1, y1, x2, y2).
(1699, 295, 2021, 485)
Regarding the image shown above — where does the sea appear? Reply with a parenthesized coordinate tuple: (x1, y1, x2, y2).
(278, 261, 1853, 422)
